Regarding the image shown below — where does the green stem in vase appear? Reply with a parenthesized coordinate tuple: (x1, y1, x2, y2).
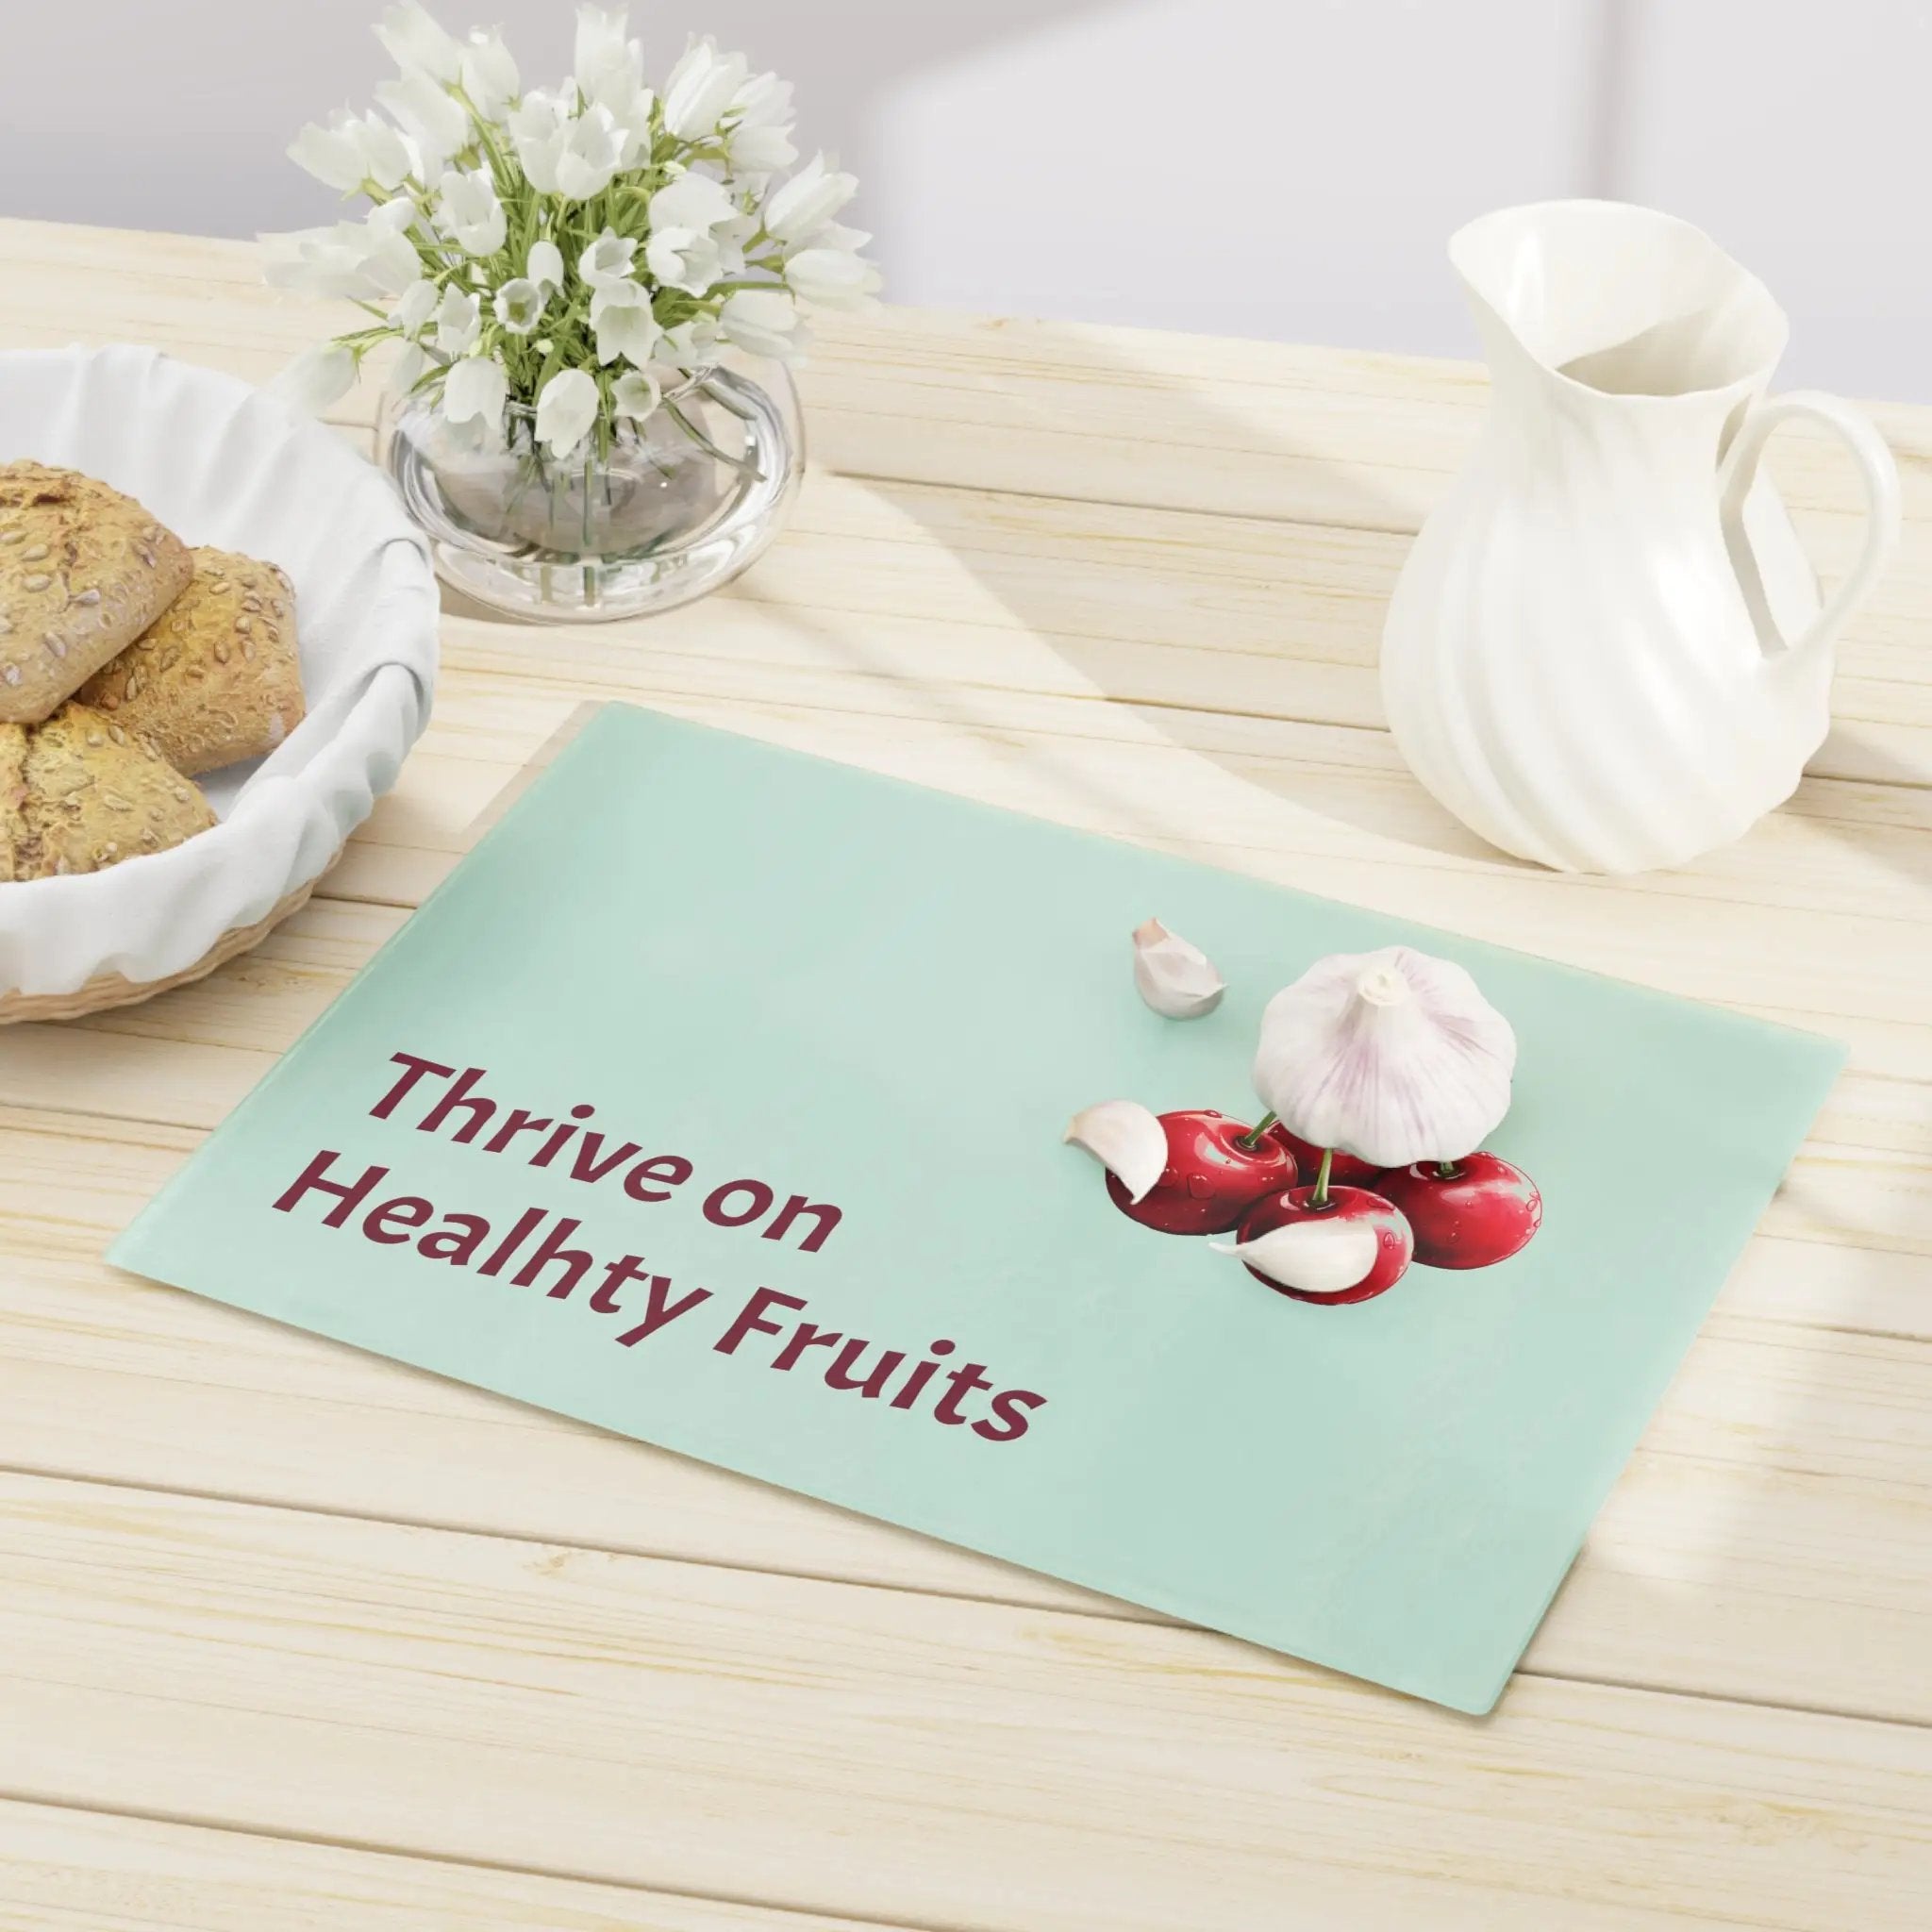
(664, 396, 763, 479)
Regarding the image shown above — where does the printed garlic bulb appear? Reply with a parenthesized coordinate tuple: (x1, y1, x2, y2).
(1131, 918, 1224, 1019)
(1063, 1099, 1167, 1204)
(1252, 944, 1516, 1169)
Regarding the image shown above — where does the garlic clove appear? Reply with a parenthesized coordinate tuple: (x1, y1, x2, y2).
(1132, 917, 1225, 1019)
(1252, 944, 1517, 1171)
(1064, 1099, 1168, 1204)
(1209, 1218, 1380, 1297)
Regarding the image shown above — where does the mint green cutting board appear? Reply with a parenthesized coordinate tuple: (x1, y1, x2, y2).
(110, 703, 1844, 1712)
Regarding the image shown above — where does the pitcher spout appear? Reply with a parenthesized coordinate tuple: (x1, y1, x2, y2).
(1451, 201, 1788, 408)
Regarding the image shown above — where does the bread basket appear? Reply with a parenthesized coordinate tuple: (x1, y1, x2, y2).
(0, 345, 439, 1018)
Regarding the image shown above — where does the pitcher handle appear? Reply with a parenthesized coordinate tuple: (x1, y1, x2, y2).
(1718, 390, 1902, 665)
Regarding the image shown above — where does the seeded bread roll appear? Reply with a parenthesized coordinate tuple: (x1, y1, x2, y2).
(0, 702, 214, 880)
(0, 724, 26, 883)
(77, 546, 304, 775)
(0, 462, 193, 726)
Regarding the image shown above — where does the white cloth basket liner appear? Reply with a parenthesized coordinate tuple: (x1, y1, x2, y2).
(0, 344, 439, 995)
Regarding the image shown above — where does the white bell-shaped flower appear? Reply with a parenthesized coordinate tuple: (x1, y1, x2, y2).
(375, 69, 468, 168)
(535, 368, 599, 458)
(613, 368, 663, 423)
(270, 343, 357, 414)
(508, 89, 573, 194)
(718, 287, 800, 359)
(431, 284, 480, 355)
(728, 71, 797, 178)
(442, 352, 508, 429)
(492, 278, 546, 336)
(459, 29, 519, 114)
(661, 35, 750, 140)
(764, 152, 858, 246)
(553, 105, 627, 202)
(436, 168, 506, 257)
(375, 1, 460, 81)
(590, 281, 662, 367)
(786, 245, 881, 311)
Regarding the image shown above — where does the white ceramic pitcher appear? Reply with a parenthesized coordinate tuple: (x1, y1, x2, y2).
(1381, 201, 1901, 874)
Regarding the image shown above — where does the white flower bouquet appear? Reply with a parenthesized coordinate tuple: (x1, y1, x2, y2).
(266, 1, 878, 471)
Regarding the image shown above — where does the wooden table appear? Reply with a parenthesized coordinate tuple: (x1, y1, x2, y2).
(1, 218, 1929, 1931)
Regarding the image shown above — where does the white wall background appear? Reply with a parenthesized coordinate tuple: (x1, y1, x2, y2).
(2, 0, 1927, 397)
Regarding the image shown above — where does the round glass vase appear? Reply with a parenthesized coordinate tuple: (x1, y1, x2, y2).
(378, 360, 804, 623)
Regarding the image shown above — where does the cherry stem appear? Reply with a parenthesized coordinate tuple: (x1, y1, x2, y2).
(1237, 1110, 1277, 1152)
(1311, 1146, 1334, 1209)
(1436, 1159, 1462, 1180)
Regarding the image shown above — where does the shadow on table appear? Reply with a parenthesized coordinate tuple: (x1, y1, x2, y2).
(796, 309, 1515, 868)
(1802, 727, 1932, 891)
(1522, 1212, 1929, 1727)
(782, 321, 1897, 1735)
(418, 320, 1892, 1738)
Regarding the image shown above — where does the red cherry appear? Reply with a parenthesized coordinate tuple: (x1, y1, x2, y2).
(1264, 1124, 1384, 1189)
(1375, 1154, 1542, 1269)
(1107, 1110, 1297, 1236)
(1233, 1185, 1414, 1304)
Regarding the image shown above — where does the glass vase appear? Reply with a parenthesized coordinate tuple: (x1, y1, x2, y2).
(378, 360, 804, 622)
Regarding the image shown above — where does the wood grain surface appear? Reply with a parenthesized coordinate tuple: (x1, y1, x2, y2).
(0, 217, 1927, 1928)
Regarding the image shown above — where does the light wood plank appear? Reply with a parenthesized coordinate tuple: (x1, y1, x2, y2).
(7, 220, 1927, 791)
(32, 666, 1932, 1082)
(793, 303, 1932, 536)
(4, 217, 1926, 541)
(412, 620, 1932, 923)
(0, 220, 368, 417)
(0, 1798, 891, 1932)
(745, 470, 1932, 792)
(3, 214, 1928, 1922)
(14, 903, 1932, 1282)
(747, 469, 1932, 717)
(0, 1106, 1928, 1722)
(4, 1474, 1931, 1932)
(326, 680, 1932, 936)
